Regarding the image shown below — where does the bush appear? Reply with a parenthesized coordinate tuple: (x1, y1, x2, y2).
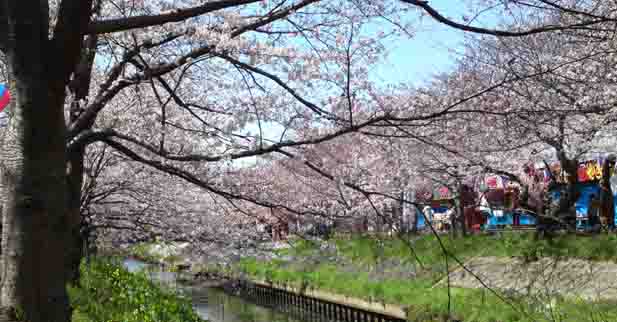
(69, 258, 204, 322)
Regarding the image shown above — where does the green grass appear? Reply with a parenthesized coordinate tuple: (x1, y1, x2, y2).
(232, 233, 617, 322)
(275, 233, 617, 286)
(69, 258, 204, 322)
(237, 256, 617, 322)
(284, 233, 617, 268)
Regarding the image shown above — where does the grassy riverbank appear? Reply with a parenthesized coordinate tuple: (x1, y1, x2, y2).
(230, 234, 617, 322)
(70, 258, 204, 322)
(327, 233, 617, 267)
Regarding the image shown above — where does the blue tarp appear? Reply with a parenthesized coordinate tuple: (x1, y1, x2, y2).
(403, 208, 427, 230)
(548, 183, 600, 217)
(412, 207, 445, 229)
(548, 183, 601, 229)
(519, 214, 536, 225)
(487, 212, 514, 227)
(485, 209, 536, 229)
(575, 184, 601, 221)
(416, 210, 426, 229)
(432, 206, 449, 214)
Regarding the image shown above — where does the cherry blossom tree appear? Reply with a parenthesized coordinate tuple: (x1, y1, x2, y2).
(3, 0, 617, 320)
(0, 1, 419, 319)
(413, 11, 617, 229)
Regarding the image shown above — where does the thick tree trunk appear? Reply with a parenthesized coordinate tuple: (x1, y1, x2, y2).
(411, 206, 418, 234)
(600, 157, 615, 229)
(0, 76, 71, 322)
(67, 147, 85, 282)
(66, 34, 98, 283)
(398, 191, 405, 234)
(560, 158, 579, 231)
(0, 2, 72, 321)
(455, 189, 466, 238)
(541, 155, 578, 236)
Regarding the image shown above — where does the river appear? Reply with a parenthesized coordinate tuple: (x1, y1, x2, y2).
(123, 258, 321, 322)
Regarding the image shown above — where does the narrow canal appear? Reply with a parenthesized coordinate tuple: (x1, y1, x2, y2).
(123, 258, 319, 322)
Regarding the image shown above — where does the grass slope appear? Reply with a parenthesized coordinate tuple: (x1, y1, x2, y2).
(233, 233, 617, 322)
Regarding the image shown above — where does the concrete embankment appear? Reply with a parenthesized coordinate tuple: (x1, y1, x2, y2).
(249, 279, 408, 320)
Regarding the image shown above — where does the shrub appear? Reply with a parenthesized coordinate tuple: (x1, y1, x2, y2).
(68, 258, 204, 322)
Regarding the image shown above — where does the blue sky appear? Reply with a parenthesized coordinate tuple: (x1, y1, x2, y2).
(372, 24, 463, 86)
(371, 0, 473, 86)
(245, 1, 476, 143)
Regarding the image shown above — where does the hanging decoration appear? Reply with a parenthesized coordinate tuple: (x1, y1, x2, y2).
(0, 84, 10, 112)
(433, 186, 453, 200)
(528, 158, 614, 184)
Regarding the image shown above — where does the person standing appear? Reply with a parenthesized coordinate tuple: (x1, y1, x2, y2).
(423, 205, 434, 230)
(610, 168, 617, 228)
(588, 194, 601, 232)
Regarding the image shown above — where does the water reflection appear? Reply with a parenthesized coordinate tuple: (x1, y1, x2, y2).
(196, 287, 315, 322)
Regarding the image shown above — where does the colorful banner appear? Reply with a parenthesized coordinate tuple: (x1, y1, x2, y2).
(483, 175, 509, 190)
(486, 176, 500, 189)
(433, 186, 453, 200)
(537, 158, 615, 183)
(0, 84, 10, 112)
(577, 159, 607, 182)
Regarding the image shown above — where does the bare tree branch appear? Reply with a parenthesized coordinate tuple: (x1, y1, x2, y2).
(217, 53, 335, 118)
(399, 0, 612, 37)
(68, 115, 390, 160)
(101, 137, 331, 219)
(69, 1, 318, 140)
(88, 0, 260, 34)
(0, 4, 7, 53)
(50, 0, 94, 84)
(66, 33, 184, 139)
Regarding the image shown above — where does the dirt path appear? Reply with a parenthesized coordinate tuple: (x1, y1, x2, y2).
(443, 256, 617, 301)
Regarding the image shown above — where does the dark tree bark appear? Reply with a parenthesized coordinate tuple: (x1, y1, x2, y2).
(0, 2, 72, 321)
(600, 156, 615, 229)
(411, 204, 418, 234)
(456, 184, 467, 237)
(66, 33, 98, 283)
(398, 191, 405, 234)
(538, 152, 579, 237)
(67, 144, 86, 282)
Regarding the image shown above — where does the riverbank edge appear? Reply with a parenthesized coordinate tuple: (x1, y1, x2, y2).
(246, 278, 408, 319)
(115, 253, 410, 320)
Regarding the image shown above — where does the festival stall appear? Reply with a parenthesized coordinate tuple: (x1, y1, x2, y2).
(461, 184, 485, 232)
(477, 175, 536, 230)
(414, 186, 455, 232)
(430, 186, 455, 231)
(537, 158, 616, 231)
(478, 175, 511, 229)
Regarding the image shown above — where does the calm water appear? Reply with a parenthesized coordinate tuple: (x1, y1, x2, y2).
(123, 258, 313, 322)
